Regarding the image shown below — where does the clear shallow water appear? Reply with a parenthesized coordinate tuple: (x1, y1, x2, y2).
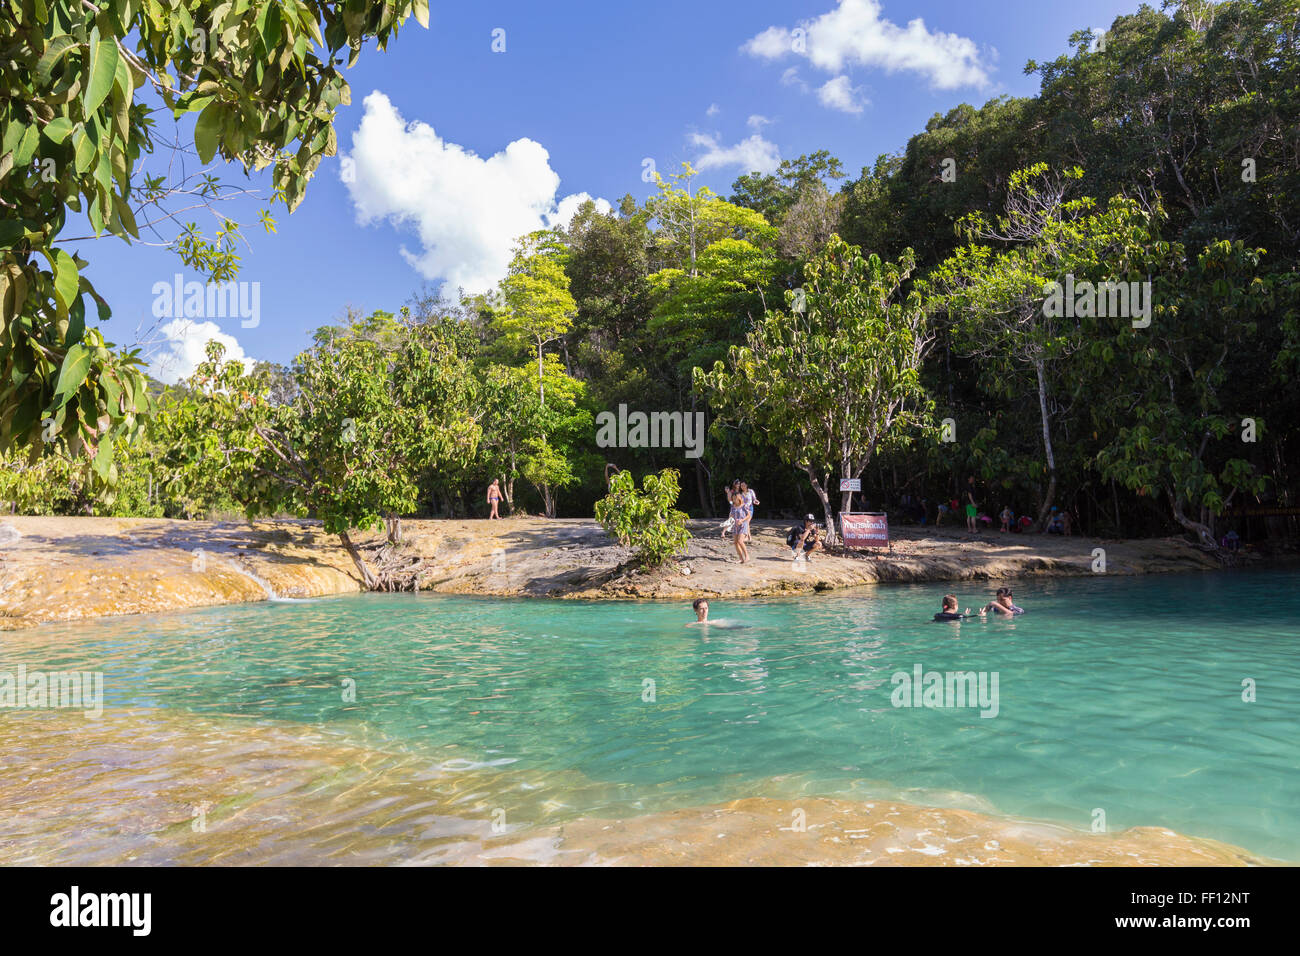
(4, 570, 1298, 860)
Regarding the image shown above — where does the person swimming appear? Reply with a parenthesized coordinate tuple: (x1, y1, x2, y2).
(934, 594, 984, 621)
(687, 597, 750, 629)
(984, 587, 1025, 615)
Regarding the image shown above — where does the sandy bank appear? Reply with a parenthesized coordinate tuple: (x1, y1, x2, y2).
(0, 709, 1268, 866)
(0, 514, 1230, 629)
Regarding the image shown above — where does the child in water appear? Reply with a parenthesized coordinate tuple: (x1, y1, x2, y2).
(934, 594, 984, 621)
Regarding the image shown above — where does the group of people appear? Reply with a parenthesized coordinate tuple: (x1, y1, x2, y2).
(688, 586, 1026, 626)
(720, 480, 829, 567)
(929, 477, 1074, 536)
(933, 586, 1025, 621)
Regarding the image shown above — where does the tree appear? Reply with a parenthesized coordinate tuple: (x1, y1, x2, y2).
(777, 182, 846, 260)
(647, 163, 775, 275)
(479, 357, 590, 518)
(1093, 239, 1273, 549)
(929, 164, 1171, 525)
(179, 311, 477, 589)
(696, 236, 932, 543)
(496, 237, 577, 405)
(0, 0, 429, 482)
(729, 150, 846, 224)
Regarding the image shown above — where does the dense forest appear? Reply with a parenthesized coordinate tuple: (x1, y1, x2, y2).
(3, 0, 1298, 563)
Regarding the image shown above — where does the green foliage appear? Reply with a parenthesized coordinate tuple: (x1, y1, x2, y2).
(0, 0, 427, 484)
(729, 150, 846, 224)
(594, 469, 691, 567)
(697, 236, 932, 539)
(496, 237, 577, 404)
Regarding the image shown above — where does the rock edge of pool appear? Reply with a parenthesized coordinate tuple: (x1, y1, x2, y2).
(0, 515, 1250, 630)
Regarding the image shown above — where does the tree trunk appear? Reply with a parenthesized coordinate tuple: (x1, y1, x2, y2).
(838, 454, 856, 514)
(695, 457, 712, 518)
(537, 341, 545, 405)
(504, 477, 515, 514)
(803, 465, 838, 546)
(385, 515, 402, 545)
(339, 530, 378, 589)
(541, 482, 555, 518)
(1168, 488, 1219, 550)
(1033, 360, 1058, 528)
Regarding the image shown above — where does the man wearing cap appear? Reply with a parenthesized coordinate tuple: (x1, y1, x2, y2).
(786, 514, 823, 561)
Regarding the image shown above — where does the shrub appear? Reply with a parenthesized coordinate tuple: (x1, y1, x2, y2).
(594, 469, 691, 567)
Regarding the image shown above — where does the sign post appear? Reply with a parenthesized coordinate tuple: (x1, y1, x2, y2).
(839, 477, 860, 513)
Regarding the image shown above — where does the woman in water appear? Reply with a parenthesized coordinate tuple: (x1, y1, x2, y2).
(984, 587, 1025, 615)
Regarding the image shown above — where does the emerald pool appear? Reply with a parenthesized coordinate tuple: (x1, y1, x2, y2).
(3, 569, 1297, 861)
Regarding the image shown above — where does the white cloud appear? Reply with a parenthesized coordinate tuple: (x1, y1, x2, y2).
(817, 76, 866, 114)
(689, 132, 781, 175)
(551, 192, 614, 227)
(781, 67, 809, 92)
(706, 103, 721, 116)
(743, 0, 991, 92)
(745, 25, 793, 60)
(341, 91, 609, 294)
(147, 319, 256, 385)
(747, 114, 772, 130)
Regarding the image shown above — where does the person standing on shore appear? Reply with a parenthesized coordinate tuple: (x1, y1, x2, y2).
(730, 492, 750, 564)
(740, 482, 758, 542)
(487, 479, 502, 519)
(965, 476, 979, 534)
(720, 480, 740, 538)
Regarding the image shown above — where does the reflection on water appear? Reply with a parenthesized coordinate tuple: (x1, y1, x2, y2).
(2, 571, 1298, 864)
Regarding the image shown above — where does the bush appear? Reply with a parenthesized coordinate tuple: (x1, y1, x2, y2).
(594, 468, 691, 567)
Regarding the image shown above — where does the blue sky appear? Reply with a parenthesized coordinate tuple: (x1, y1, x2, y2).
(80, 0, 1144, 380)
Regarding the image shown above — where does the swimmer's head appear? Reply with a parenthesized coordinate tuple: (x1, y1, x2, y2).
(692, 598, 709, 621)
(942, 594, 958, 611)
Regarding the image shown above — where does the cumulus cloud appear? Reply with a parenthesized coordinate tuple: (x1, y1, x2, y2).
(742, 0, 991, 92)
(147, 319, 256, 385)
(817, 76, 866, 113)
(552, 191, 614, 226)
(747, 114, 772, 130)
(341, 91, 610, 294)
(689, 132, 781, 174)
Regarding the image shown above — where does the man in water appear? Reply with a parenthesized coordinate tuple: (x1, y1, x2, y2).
(689, 597, 709, 624)
(934, 594, 984, 621)
(787, 515, 823, 562)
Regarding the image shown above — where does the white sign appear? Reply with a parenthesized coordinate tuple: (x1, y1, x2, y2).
(839, 478, 861, 492)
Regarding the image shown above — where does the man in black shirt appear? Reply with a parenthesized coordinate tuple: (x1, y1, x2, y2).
(787, 515, 822, 561)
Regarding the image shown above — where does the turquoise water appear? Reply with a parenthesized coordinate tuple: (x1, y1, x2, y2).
(5, 570, 1299, 860)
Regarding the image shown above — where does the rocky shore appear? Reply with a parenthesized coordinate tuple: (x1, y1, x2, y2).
(0, 514, 1229, 630)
